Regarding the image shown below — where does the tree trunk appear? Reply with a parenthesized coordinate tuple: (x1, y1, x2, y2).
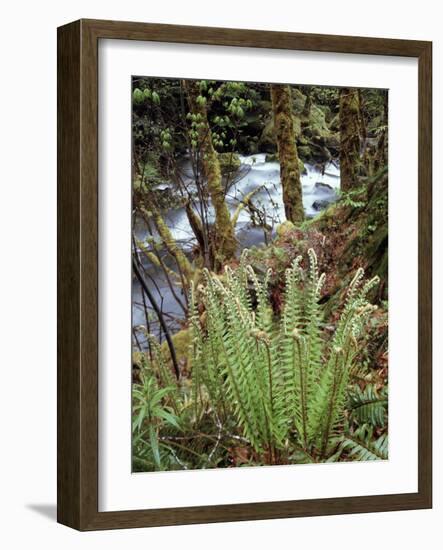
(339, 88, 361, 192)
(183, 80, 237, 266)
(146, 206, 193, 285)
(374, 90, 388, 173)
(185, 202, 206, 254)
(270, 84, 304, 224)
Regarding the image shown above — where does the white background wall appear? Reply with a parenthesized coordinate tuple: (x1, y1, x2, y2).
(0, 0, 440, 547)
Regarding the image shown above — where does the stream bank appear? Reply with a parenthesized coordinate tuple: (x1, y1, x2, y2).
(133, 153, 341, 341)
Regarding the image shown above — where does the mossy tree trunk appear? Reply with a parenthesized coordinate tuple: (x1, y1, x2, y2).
(185, 201, 206, 253)
(147, 206, 193, 285)
(183, 80, 237, 266)
(374, 90, 388, 173)
(339, 87, 362, 192)
(270, 84, 304, 224)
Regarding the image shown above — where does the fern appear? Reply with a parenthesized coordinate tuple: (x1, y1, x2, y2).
(348, 384, 388, 427)
(338, 186, 366, 208)
(305, 269, 380, 457)
(190, 248, 381, 461)
(340, 425, 388, 461)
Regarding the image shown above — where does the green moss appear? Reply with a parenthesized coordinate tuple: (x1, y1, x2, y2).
(297, 145, 313, 162)
(161, 329, 191, 364)
(184, 80, 237, 265)
(316, 168, 388, 296)
(329, 113, 340, 132)
(276, 220, 295, 237)
(259, 86, 338, 167)
(304, 203, 338, 230)
(150, 208, 193, 282)
(265, 153, 278, 162)
(339, 88, 361, 191)
(307, 105, 331, 139)
(293, 116, 302, 138)
(271, 84, 304, 223)
(292, 87, 307, 113)
(132, 350, 144, 368)
(218, 152, 241, 175)
(259, 115, 302, 154)
(258, 117, 277, 153)
(316, 103, 332, 121)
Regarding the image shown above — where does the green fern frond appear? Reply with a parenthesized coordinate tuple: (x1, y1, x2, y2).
(188, 248, 381, 462)
(348, 384, 388, 427)
(341, 425, 388, 461)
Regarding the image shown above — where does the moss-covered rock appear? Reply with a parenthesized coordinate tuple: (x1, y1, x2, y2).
(292, 87, 307, 114)
(324, 134, 340, 151)
(316, 103, 332, 121)
(329, 113, 340, 132)
(276, 220, 296, 237)
(161, 329, 190, 360)
(297, 145, 313, 162)
(307, 104, 331, 139)
(258, 117, 277, 153)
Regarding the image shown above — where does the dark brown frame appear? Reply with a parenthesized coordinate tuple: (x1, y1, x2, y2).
(57, 18, 432, 531)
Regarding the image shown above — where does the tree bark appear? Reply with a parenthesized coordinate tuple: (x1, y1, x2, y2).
(183, 80, 237, 266)
(145, 206, 193, 285)
(374, 90, 388, 173)
(271, 84, 304, 224)
(339, 88, 361, 192)
(185, 201, 206, 253)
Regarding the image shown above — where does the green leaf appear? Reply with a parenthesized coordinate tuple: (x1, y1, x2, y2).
(156, 409, 181, 430)
(341, 425, 388, 460)
(132, 88, 144, 104)
(348, 384, 388, 427)
(149, 386, 174, 407)
(149, 425, 161, 469)
(133, 404, 147, 432)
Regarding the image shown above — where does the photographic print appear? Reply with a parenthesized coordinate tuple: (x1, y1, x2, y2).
(131, 77, 388, 472)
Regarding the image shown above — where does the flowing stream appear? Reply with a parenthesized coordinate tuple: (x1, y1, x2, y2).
(133, 153, 340, 345)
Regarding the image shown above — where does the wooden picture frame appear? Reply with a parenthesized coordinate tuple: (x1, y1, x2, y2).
(57, 18, 432, 530)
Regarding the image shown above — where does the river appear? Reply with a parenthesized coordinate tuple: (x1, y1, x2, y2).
(132, 153, 340, 345)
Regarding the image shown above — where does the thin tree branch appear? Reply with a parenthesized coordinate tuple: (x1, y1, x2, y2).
(132, 258, 180, 379)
